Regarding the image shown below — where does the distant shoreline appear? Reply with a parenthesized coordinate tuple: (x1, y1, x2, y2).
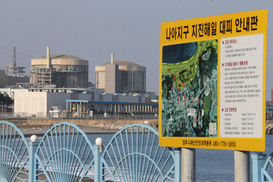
(20, 126, 119, 137)
(3, 117, 273, 136)
(0, 117, 158, 137)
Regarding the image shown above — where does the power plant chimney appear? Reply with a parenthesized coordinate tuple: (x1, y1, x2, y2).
(47, 46, 51, 68)
(111, 53, 114, 64)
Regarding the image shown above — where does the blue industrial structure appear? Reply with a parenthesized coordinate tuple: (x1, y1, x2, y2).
(66, 100, 158, 119)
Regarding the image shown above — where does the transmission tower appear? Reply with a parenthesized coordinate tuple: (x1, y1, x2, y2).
(13, 46, 16, 67)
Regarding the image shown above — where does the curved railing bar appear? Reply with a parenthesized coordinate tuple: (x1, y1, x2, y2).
(0, 121, 30, 182)
(162, 165, 175, 181)
(35, 121, 95, 181)
(101, 123, 175, 182)
(40, 148, 95, 181)
(36, 121, 94, 154)
(112, 152, 164, 178)
(263, 171, 272, 182)
(103, 123, 160, 153)
(15, 171, 29, 182)
(0, 146, 20, 162)
(36, 156, 53, 182)
(78, 160, 95, 182)
(43, 148, 85, 169)
(101, 158, 117, 182)
(0, 151, 29, 182)
(0, 121, 29, 153)
(11, 159, 29, 182)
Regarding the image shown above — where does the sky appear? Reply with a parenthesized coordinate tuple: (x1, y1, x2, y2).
(0, 0, 272, 99)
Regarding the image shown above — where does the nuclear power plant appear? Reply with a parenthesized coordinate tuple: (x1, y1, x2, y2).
(30, 46, 88, 88)
(2, 47, 158, 119)
(95, 53, 146, 93)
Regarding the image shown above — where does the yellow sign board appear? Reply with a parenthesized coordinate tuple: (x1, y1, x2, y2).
(159, 9, 268, 151)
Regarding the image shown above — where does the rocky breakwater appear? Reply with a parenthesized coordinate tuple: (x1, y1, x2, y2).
(266, 120, 273, 134)
(26, 118, 158, 134)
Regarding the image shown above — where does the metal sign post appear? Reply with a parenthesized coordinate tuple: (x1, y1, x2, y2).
(234, 151, 249, 182)
(182, 148, 196, 182)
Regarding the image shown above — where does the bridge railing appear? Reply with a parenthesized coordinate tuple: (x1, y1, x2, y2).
(0, 121, 178, 182)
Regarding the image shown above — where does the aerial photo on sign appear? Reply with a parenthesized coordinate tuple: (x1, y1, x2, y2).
(162, 40, 218, 137)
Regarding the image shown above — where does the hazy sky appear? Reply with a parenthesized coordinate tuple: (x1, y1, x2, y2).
(0, 0, 272, 99)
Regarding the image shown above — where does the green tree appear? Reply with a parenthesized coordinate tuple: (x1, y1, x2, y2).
(0, 93, 13, 106)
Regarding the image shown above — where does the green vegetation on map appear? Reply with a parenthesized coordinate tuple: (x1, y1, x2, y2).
(162, 40, 218, 137)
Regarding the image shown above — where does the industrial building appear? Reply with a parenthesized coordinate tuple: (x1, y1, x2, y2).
(95, 54, 146, 93)
(14, 88, 101, 117)
(0, 70, 29, 88)
(14, 91, 70, 117)
(0, 47, 29, 88)
(67, 100, 158, 119)
(12, 48, 158, 119)
(5, 63, 26, 77)
(5, 47, 26, 77)
(14, 88, 157, 118)
(30, 46, 88, 88)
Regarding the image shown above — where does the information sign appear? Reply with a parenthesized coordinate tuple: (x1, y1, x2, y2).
(159, 9, 268, 151)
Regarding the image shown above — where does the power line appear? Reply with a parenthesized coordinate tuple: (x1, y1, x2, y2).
(0, 47, 33, 66)
(0, 45, 34, 59)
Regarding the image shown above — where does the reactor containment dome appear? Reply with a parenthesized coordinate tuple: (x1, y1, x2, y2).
(30, 47, 88, 88)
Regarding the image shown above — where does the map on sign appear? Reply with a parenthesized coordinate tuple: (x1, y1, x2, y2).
(162, 40, 218, 137)
(159, 9, 268, 151)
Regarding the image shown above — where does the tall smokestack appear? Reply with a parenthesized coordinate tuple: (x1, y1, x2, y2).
(111, 53, 114, 64)
(47, 46, 51, 68)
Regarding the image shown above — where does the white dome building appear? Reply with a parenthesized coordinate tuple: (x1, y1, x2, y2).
(95, 54, 146, 93)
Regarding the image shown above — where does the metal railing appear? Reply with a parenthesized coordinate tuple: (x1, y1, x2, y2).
(0, 121, 29, 182)
(2, 120, 273, 182)
(252, 152, 273, 182)
(100, 124, 175, 182)
(0, 121, 177, 182)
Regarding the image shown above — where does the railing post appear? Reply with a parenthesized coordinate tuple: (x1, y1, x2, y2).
(29, 135, 39, 182)
(94, 137, 103, 182)
(174, 148, 182, 182)
(251, 152, 267, 182)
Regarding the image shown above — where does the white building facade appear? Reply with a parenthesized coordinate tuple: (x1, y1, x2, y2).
(14, 88, 156, 117)
(14, 91, 70, 117)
